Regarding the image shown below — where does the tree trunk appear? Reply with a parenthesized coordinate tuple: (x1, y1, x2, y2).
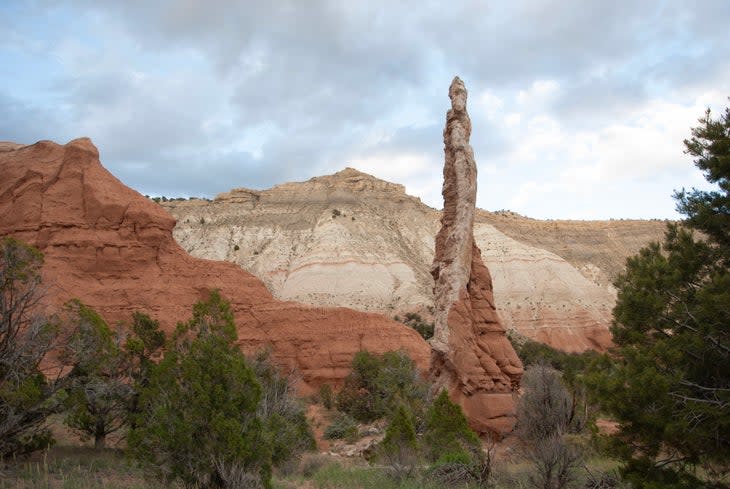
(95, 420, 106, 450)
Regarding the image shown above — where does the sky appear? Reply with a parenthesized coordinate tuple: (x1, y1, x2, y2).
(1, 1, 728, 220)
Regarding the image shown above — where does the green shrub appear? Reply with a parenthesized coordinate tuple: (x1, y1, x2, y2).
(319, 384, 334, 410)
(435, 451, 472, 465)
(423, 390, 480, 463)
(125, 312, 166, 383)
(250, 349, 315, 467)
(397, 313, 435, 340)
(378, 404, 419, 480)
(336, 350, 428, 423)
(509, 331, 599, 386)
(62, 300, 132, 450)
(427, 445, 496, 488)
(323, 412, 358, 442)
(128, 291, 272, 489)
(381, 404, 417, 453)
(233, 244, 240, 251)
(0, 238, 62, 457)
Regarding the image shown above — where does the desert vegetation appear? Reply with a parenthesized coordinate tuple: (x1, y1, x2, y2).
(394, 313, 435, 340)
(0, 245, 313, 488)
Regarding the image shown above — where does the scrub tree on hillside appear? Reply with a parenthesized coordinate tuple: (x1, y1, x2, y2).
(0, 238, 63, 456)
(62, 300, 132, 449)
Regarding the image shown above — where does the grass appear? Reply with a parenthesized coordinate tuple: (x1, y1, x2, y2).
(278, 455, 623, 489)
(489, 455, 624, 489)
(1, 443, 625, 489)
(0, 446, 166, 489)
(282, 461, 444, 489)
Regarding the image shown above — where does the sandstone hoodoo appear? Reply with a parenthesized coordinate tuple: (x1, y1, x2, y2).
(0, 139, 430, 392)
(430, 77, 523, 436)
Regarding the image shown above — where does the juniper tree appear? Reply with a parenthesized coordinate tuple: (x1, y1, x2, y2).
(128, 291, 271, 489)
(0, 238, 62, 457)
(62, 300, 132, 450)
(423, 390, 480, 463)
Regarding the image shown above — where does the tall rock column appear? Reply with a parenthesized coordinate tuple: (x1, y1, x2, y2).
(430, 77, 523, 436)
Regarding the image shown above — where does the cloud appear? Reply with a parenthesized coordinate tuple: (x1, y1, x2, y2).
(476, 90, 726, 218)
(1, 0, 729, 218)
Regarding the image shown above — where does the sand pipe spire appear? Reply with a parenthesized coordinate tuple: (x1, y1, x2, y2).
(430, 76, 523, 436)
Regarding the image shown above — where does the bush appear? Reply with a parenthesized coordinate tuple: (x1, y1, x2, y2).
(423, 390, 480, 463)
(336, 350, 428, 423)
(319, 384, 334, 410)
(509, 332, 599, 387)
(527, 435, 582, 489)
(125, 312, 166, 384)
(426, 439, 496, 488)
(378, 404, 419, 481)
(250, 349, 315, 467)
(396, 313, 435, 341)
(62, 300, 132, 450)
(0, 238, 63, 457)
(517, 364, 572, 442)
(510, 333, 596, 434)
(583, 470, 627, 489)
(128, 291, 272, 489)
(323, 412, 358, 442)
(517, 365, 583, 489)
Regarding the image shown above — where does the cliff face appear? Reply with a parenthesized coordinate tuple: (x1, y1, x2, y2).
(0, 139, 430, 392)
(429, 77, 522, 436)
(166, 167, 440, 320)
(162, 176, 665, 354)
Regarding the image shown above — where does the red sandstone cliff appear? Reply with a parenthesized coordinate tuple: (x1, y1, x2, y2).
(0, 138, 430, 392)
(430, 78, 523, 436)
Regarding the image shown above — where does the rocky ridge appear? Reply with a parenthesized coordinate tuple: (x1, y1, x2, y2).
(163, 177, 665, 354)
(0, 138, 430, 393)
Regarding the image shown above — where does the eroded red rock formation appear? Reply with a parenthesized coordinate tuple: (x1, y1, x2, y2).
(430, 77, 523, 435)
(0, 138, 430, 393)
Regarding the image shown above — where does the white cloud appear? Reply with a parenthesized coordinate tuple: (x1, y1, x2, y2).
(3, 0, 729, 219)
(475, 87, 726, 218)
(517, 79, 560, 107)
(476, 89, 504, 120)
(349, 152, 435, 182)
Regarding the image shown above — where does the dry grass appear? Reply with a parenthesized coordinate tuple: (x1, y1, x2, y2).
(0, 446, 168, 489)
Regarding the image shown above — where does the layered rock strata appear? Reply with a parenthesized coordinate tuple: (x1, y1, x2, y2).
(0, 139, 430, 392)
(161, 175, 666, 353)
(430, 77, 523, 435)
